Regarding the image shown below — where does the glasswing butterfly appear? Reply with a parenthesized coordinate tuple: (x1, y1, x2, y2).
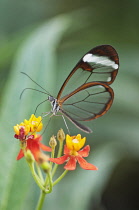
(22, 45, 119, 133)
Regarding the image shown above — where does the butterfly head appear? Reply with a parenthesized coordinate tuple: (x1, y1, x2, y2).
(48, 96, 60, 115)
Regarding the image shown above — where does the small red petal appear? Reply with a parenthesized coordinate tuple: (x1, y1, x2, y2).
(78, 145, 90, 157)
(19, 127, 26, 139)
(16, 149, 24, 160)
(64, 156, 76, 170)
(49, 154, 69, 164)
(76, 156, 98, 170)
(14, 134, 19, 139)
(32, 135, 42, 142)
(39, 143, 52, 152)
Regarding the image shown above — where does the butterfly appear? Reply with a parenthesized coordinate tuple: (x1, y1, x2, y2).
(22, 45, 119, 133)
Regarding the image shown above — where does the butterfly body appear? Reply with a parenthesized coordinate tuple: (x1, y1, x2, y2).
(48, 96, 60, 115)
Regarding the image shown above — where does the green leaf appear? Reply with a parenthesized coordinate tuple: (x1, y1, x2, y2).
(0, 15, 71, 210)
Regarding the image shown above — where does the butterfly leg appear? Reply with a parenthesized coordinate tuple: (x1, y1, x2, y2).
(42, 111, 51, 118)
(62, 115, 70, 134)
(54, 114, 70, 134)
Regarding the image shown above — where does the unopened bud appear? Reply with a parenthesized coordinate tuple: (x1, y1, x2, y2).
(24, 149, 35, 163)
(57, 129, 65, 142)
(49, 135, 57, 149)
(37, 153, 51, 173)
(37, 153, 49, 165)
(41, 161, 51, 173)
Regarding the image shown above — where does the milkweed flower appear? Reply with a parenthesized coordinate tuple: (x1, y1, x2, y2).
(14, 114, 51, 162)
(14, 114, 43, 138)
(16, 134, 51, 161)
(49, 134, 98, 170)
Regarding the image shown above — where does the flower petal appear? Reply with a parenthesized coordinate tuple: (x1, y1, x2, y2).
(64, 145, 70, 155)
(78, 145, 90, 157)
(16, 149, 24, 160)
(76, 156, 98, 170)
(33, 135, 42, 142)
(64, 156, 77, 170)
(39, 143, 52, 152)
(66, 134, 73, 150)
(49, 154, 69, 164)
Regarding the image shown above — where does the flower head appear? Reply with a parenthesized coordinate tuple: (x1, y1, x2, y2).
(14, 114, 51, 162)
(49, 134, 97, 171)
(66, 134, 86, 152)
(25, 114, 43, 133)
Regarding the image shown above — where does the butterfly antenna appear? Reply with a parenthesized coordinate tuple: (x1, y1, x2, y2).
(21, 72, 52, 96)
(20, 88, 48, 99)
(34, 99, 49, 115)
(62, 115, 70, 134)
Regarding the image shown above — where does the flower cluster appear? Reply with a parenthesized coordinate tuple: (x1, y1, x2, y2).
(13, 114, 98, 208)
(14, 115, 97, 171)
(49, 134, 97, 170)
(14, 114, 51, 162)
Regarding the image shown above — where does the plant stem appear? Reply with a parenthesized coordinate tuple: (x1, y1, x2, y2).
(36, 170, 53, 209)
(45, 171, 53, 193)
(53, 170, 68, 186)
(28, 162, 45, 191)
(52, 141, 63, 177)
(36, 162, 44, 183)
(36, 191, 46, 210)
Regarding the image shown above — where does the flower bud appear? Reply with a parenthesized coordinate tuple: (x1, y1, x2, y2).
(37, 153, 49, 164)
(49, 135, 57, 149)
(57, 129, 65, 142)
(24, 149, 35, 163)
(41, 161, 51, 173)
(37, 153, 51, 173)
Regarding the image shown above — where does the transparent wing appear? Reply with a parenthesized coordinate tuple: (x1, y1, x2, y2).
(57, 45, 119, 100)
(59, 82, 114, 121)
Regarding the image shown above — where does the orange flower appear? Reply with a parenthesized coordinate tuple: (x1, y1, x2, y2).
(49, 134, 97, 170)
(16, 134, 51, 161)
(14, 115, 51, 162)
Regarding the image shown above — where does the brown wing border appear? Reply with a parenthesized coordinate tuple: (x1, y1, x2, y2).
(57, 45, 119, 100)
(58, 82, 114, 121)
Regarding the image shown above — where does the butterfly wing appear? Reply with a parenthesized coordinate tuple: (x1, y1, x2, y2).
(57, 45, 119, 133)
(57, 45, 119, 99)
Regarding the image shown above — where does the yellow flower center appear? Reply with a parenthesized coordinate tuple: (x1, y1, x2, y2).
(72, 138, 79, 143)
(69, 150, 78, 156)
(66, 134, 86, 152)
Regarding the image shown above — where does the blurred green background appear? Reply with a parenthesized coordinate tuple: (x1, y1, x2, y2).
(0, 0, 139, 210)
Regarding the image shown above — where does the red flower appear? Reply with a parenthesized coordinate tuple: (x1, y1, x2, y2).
(17, 135, 51, 162)
(49, 134, 97, 171)
(14, 114, 51, 162)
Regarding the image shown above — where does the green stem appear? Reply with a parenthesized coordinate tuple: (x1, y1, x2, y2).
(36, 163, 44, 183)
(36, 191, 46, 210)
(52, 141, 63, 177)
(36, 170, 53, 210)
(51, 147, 55, 158)
(49, 147, 55, 169)
(28, 162, 45, 191)
(45, 171, 53, 193)
(53, 170, 68, 186)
